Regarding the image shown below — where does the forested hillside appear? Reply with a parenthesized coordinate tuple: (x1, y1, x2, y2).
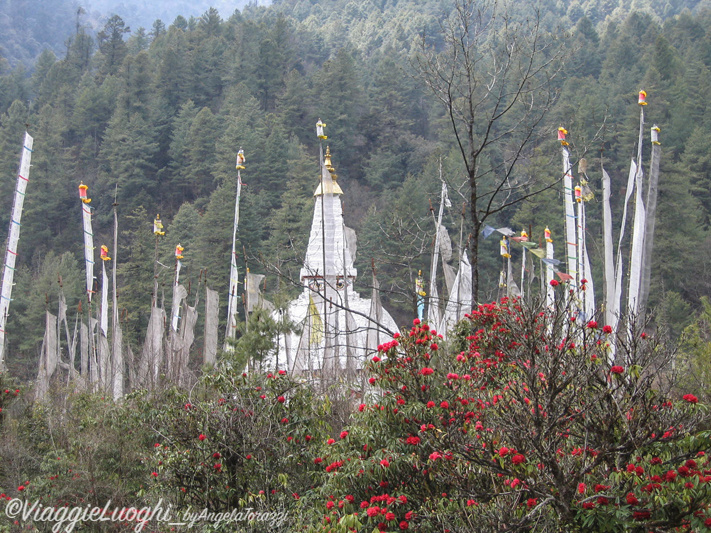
(0, 0, 710, 379)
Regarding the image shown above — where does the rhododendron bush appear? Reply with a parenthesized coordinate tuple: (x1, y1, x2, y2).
(147, 368, 329, 523)
(300, 299, 711, 532)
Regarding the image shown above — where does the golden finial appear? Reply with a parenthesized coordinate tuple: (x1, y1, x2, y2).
(324, 146, 334, 172)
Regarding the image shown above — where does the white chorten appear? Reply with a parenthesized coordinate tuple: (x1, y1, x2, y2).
(273, 147, 397, 376)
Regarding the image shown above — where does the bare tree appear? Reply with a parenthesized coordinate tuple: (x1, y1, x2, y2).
(414, 0, 565, 304)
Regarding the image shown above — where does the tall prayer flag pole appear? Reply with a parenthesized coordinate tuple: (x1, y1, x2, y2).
(0, 132, 33, 368)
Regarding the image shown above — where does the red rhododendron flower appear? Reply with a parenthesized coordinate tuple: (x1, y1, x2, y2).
(587, 320, 597, 329)
(277, 396, 285, 403)
(399, 521, 409, 530)
(327, 438, 335, 445)
(603, 325, 613, 334)
(633, 510, 650, 520)
(380, 459, 390, 468)
(578, 483, 586, 494)
(683, 394, 699, 404)
(426, 401, 435, 408)
(340, 431, 349, 439)
(367, 506, 380, 517)
(498, 446, 509, 457)
(385, 512, 396, 521)
(550, 279, 559, 287)
(440, 401, 449, 409)
(527, 498, 537, 508)
(198, 434, 206, 441)
(610, 365, 624, 374)
(511, 454, 525, 465)
(372, 356, 381, 363)
(419, 367, 434, 376)
(626, 493, 639, 505)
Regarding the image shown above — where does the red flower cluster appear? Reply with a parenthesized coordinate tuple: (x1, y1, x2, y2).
(683, 394, 699, 404)
(610, 365, 624, 374)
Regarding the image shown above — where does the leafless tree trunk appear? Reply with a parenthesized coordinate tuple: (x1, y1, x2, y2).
(414, 0, 565, 305)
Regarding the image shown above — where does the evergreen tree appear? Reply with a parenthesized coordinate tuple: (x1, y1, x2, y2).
(116, 206, 157, 347)
(100, 111, 160, 209)
(97, 15, 131, 77)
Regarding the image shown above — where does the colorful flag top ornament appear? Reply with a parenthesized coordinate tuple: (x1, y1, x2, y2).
(651, 125, 661, 145)
(79, 182, 91, 204)
(100, 245, 111, 261)
(558, 127, 569, 146)
(175, 244, 184, 260)
(500, 236, 511, 258)
(638, 90, 647, 106)
(236, 148, 245, 169)
(153, 214, 165, 236)
(316, 119, 327, 140)
(545, 227, 552, 242)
